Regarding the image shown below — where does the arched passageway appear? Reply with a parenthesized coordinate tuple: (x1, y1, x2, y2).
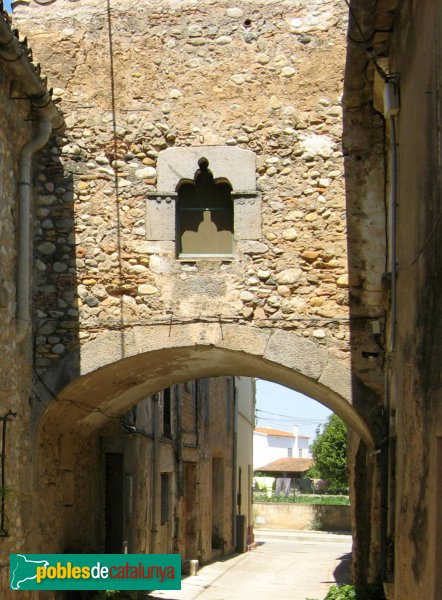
(40, 323, 374, 448)
(32, 323, 379, 585)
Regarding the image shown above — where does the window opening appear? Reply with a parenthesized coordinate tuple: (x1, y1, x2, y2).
(163, 388, 172, 439)
(160, 472, 170, 525)
(177, 157, 233, 257)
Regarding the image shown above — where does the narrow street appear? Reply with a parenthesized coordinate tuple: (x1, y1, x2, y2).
(150, 531, 352, 600)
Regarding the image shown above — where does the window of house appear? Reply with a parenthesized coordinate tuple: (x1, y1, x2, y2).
(160, 472, 169, 525)
(226, 378, 233, 433)
(176, 157, 233, 258)
(146, 147, 261, 255)
(288, 447, 293, 458)
(163, 387, 172, 439)
(203, 380, 210, 426)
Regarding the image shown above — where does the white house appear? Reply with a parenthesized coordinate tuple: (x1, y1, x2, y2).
(253, 426, 311, 470)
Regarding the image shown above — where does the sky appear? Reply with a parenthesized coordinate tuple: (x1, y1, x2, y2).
(255, 379, 332, 443)
(4, 0, 12, 11)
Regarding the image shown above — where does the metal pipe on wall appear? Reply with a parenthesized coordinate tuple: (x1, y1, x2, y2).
(232, 378, 237, 550)
(151, 393, 160, 553)
(16, 118, 52, 341)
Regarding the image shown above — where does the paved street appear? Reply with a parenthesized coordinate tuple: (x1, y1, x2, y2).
(149, 530, 352, 600)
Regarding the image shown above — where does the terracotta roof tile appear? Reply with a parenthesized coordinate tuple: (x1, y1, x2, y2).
(255, 457, 313, 473)
(254, 427, 309, 439)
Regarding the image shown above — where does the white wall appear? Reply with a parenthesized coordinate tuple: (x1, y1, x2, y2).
(254, 427, 311, 469)
(235, 376, 256, 546)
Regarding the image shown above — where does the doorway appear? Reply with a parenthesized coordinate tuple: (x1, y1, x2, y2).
(105, 452, 124, 553)
(211, 457, 225, 551)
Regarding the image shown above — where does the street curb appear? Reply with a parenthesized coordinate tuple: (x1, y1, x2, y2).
(254, 529, 352, 543)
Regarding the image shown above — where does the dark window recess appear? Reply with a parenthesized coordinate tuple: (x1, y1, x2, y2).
(205, 395, 210, 426)
(163, 387, 172, 439)
(226, 382, 231, 433)
(160, 473, 169, 525)
(201, 380, 210, 426)
(177, 157, 233, 257)
(105, 453, 124, 553)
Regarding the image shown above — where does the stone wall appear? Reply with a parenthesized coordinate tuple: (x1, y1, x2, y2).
(35, 377, 237, 567)
(5, 0, 387, 589)
(345, 0, 442, 597)
(253, 501, 351, 532)
(11, 0, 352, 380)
(0, 28, 40, 597)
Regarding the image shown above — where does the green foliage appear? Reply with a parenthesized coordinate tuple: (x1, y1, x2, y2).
(310, 415, 348, 492)
(324, 583, 385, 600)
(253, 493, 349, 505)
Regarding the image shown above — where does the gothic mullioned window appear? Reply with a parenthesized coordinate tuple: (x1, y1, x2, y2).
(176, 157, 233, 258)
(146, 146, 261, 256)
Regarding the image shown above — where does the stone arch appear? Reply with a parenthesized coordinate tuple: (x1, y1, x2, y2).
(39, 322, 375, 449)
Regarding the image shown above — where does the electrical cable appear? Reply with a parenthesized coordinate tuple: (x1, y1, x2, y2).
(344, 0, 375, 44)
(38, 313, 380, 333)
(256, 409, 327, 422)
(344, 0, 393, 84)
(397, 211, 442, 272)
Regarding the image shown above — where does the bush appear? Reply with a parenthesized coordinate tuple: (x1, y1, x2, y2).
(310, 415, 348, 492)
(324, 583, 386, 600)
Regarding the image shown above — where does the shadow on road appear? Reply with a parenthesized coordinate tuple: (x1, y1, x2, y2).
(333, 551, 352, 584)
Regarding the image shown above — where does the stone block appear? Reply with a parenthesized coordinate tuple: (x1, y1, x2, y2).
(234, 195, 262, 240)
(146, 197, 176, 241)
(157, 146, 256, 192)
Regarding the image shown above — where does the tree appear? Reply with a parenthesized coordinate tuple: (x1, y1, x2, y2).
(310, 414, 348, 492)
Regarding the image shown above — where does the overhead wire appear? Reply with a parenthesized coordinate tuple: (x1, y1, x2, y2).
(31, 0, 385, 421)
(256, 408, 328, 423)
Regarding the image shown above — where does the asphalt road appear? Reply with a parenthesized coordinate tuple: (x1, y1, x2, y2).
(149, 530, 352, 600)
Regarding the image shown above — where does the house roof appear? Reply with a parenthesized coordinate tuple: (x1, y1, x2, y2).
(0, 11, 64, 130)
(255, 457, 313, 473)
(254, 427, 309, 439)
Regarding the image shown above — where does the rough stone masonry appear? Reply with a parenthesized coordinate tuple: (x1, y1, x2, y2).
(1, 0, 387, 589)
(12, 0, 352, 373)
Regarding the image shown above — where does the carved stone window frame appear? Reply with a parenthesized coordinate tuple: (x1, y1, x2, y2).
(146, 146, 261, 257)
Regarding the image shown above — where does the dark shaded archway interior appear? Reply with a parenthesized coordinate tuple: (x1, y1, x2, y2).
(39, 343, 375, 449)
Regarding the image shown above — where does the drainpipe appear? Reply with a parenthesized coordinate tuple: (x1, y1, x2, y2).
(0, 5, 63, 552)
(384, 80, 399, 354)
(382, 79, 400, 586)
(232, 379, 238, 551)
(16, 118, 52, 341)
(0, 17, 64, 129)
(174, 386, 181, 554)
(151, 393, 160, 553)
(0, 14, 64, 340)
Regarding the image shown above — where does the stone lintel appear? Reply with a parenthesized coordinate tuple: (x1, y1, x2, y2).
(157, 146, 256, 192)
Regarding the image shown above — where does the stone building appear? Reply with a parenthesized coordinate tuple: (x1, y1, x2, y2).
(4, 0, 442, 596)
(0, 0, 397, 595)
(0, 3, 63, 594)
(345, 1, 442, 598)
(93, 376, 253, 567)
(233, 375, 255, 552)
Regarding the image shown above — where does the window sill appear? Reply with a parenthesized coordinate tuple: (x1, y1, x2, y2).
(177, 254, 234, 262)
